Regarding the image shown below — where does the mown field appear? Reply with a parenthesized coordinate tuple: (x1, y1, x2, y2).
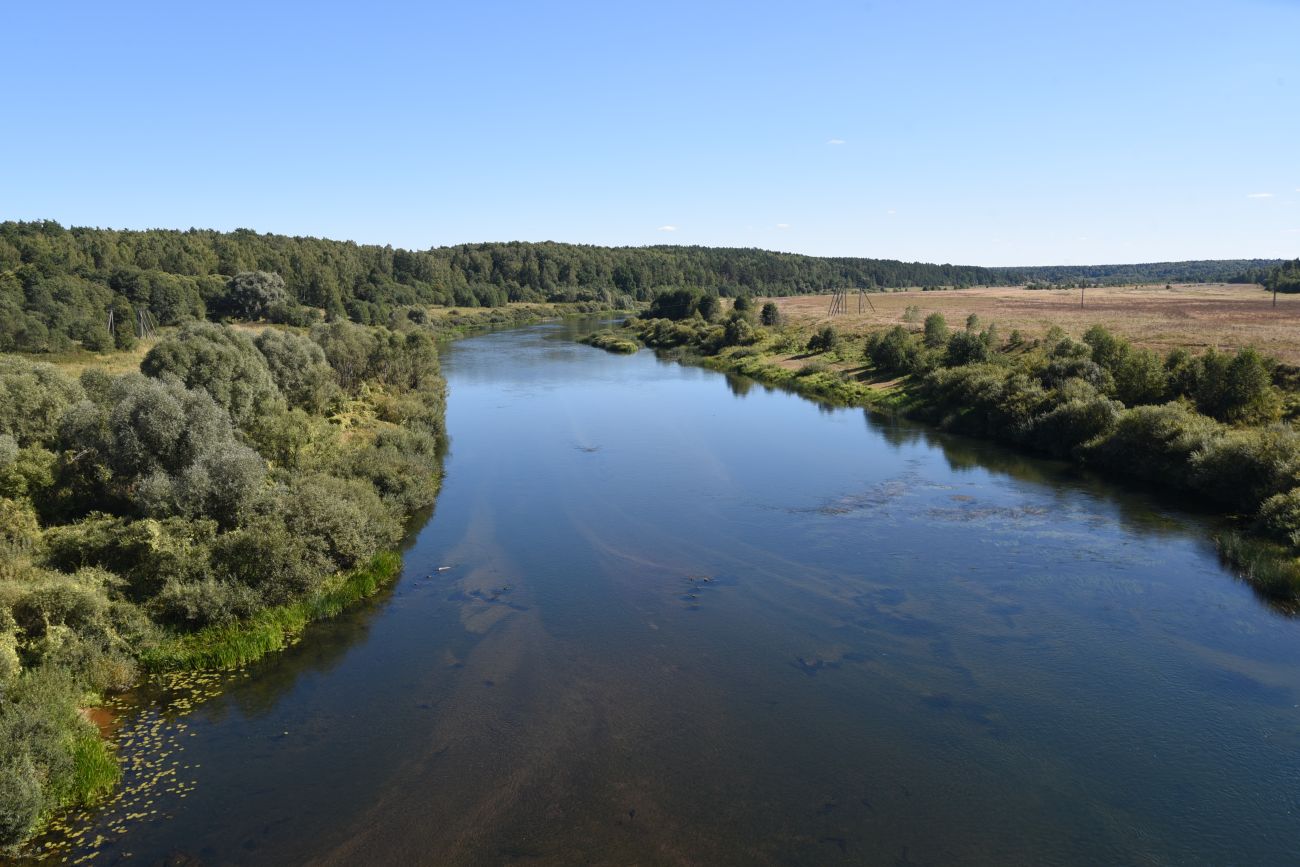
(771, 284, 1300, 364)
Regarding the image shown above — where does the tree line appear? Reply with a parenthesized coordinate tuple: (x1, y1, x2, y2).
(1, 221, 1280, 354)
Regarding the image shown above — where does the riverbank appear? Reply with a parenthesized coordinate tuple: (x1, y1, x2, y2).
(598, 299, 1300, 608)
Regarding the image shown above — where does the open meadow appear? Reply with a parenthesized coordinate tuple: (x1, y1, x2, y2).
(771, 284, 1300, 364)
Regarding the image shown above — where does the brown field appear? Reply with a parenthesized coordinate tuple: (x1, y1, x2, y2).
(770, 283, 1300, 364)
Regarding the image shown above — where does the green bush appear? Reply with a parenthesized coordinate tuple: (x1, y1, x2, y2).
(152, 577, 262, 628)
(1029, 380, 1122, 457)
(866, 326, 922, 374)
(1113, 348, 1169, 406)
(923, 313, 949, 347)
(806, 325, 838, 353)
(1085, 402, 1223, 486)
(1258, 489, 1300, 548)
(1192, 427, 1300, 512)
(944, 330, 991, 366)
(0, 358, 83, 448)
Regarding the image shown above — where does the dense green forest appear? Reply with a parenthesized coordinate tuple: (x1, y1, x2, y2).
(0, 221, 1280, 354)
(1258, 259, 1300, 293)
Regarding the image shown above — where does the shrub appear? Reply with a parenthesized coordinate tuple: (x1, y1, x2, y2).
(795, 360, 828, 377)
(697, 296, 721, 322)
(43, 515, 218, 604)
(923, 313, 949, 347)
(1085, 402, 1223, 485)
(1082, 324, 1130, 372)
(152, 577, 262, 629)
(944, 330, 991, 367)
(1165, 348, 1200, 399)
(254, 329, 339, 412)
(0, 358, 84, 448)
(1192, 347, 1281, 424)
(141, 323, 284, 427)
(280, 475, 400, 571)
(211, 515, 330, 605)
(1191, 427, 1300, 512)
(722, 316, 758, 347)
(866, 326, 922, 374)
(1113, 348, 1169, 406)
(1029, 380, 1123, 457)
(807, 325, 838, 353)
(1258, 489, 1300, 547)
(759, 302, 781, 327)
(920, 365, 1048, 441)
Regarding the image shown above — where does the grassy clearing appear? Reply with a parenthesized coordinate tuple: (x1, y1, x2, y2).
(140, 552, 402, 671)
(25, 336, 161, 377)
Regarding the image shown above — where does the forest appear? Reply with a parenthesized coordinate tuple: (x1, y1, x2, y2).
(0, 221, 1281, 355)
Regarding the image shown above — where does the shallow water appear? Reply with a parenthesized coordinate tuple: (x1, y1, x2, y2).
(35, 322, 1300, 865)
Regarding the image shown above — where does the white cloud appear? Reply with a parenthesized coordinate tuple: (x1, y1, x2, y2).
(886, 209, 896, 215)
(1247, 192, 1275, 198)
(775, 223, 790, 229)
(827, 138, 846, 145)
(656, 225, 677, 232)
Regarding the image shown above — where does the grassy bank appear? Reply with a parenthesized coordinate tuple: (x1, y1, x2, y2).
(605, 294, 1300, 606)
(139, 551, 402, 671)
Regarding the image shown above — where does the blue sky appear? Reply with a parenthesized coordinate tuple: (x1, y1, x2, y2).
(3, 0, 1297, 265)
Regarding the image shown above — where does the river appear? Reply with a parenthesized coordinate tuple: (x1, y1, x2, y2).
(35, 321, 1300, 865)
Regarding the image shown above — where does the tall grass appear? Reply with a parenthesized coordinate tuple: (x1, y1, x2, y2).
(68, 730, 119, 804)
(1216, 532, 1300, 604)
(140, 551, 402, 671)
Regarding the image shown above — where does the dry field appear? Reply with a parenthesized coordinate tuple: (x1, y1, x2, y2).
(770, 284, 1300, 364)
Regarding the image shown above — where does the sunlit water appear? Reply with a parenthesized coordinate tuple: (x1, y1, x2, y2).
(30, 322, 1300, 865)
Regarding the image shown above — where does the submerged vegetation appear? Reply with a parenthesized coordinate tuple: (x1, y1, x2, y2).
(610, 292, 1300, 605)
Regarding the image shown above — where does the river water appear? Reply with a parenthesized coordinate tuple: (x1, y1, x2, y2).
(38, 321, 1300, 865)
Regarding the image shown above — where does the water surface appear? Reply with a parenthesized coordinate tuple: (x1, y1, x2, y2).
(43, 322, 1300, 865)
